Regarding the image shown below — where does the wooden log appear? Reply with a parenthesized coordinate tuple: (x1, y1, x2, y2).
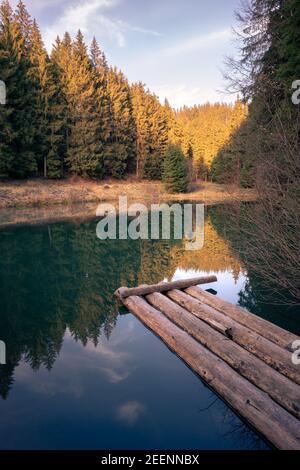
(120, 294, 300, 449)
(186, 286, 298, 350)
(114, 275, 217, 299)
(166, 289, 300, 386)
(145, 291, 300, 419)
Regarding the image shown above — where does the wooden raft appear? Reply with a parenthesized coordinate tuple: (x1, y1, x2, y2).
(115, 276, 300, 450)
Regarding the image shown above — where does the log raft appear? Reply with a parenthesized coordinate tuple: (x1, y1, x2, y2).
(115, 276, 300, 449)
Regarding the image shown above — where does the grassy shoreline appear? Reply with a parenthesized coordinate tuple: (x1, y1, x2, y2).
(0, 178, 257, 227)
(0, 178, 257, 208)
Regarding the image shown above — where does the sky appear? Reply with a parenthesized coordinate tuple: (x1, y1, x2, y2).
(11, 0, 241, 108)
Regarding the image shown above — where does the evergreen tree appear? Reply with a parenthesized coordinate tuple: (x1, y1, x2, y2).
(277, 0, 300, 83)
(0, 0, 15, 177)
(12, 0, 38, 176)
(163, 144, 188, 193)
(65, 30, 103, 176)
(51, 33, 73, 170)
(0, 0, 37, 178)
(29, 20, 65, 177)
(14, 0, 32, 50)
(131, 82, 151, 177)
(90, 36, 112, 177)
(164, 98, 183, 145)
(106, 67, 136, 177)
(131, 84, 168, 179)
(143, 92, 168, 179)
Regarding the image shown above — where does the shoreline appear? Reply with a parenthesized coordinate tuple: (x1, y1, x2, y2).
(0, 179, 258, 227)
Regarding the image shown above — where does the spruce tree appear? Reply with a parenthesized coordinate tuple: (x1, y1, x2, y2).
(65, 30, 103, 177)
(131, 84, 168, 179)
(143, 93, 168, 179)
(163, 144, 188, 193)
(131, 82, 151, 177)
(29, 20, 65, 177)
(90, 37, 112, 178)
(12, 0, 38, 177)
(51, 32, 72, 168)
(106, 67, 136, 177)
(0, 0, 37, 178)
(277, 0, 300, 84)
(0, 0, 15, 177)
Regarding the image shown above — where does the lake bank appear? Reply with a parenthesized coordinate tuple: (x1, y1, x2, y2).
(0, 179, 257, 227)
(0, 178, 257, 219)
(0, 205, 270, 450)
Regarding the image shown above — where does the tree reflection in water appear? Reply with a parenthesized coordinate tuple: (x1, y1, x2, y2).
(0, 203, 297, 403)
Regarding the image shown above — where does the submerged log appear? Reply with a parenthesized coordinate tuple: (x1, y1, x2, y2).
(145, 291, 300, 419)
(115, 275, 217, 299)
(166, 289, 300, 385)
(186, 286, 298, 350)
(120, 294, 300, 450)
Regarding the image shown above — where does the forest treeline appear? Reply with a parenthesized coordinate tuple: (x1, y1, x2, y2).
(211, 0, 300, 305)
(211, 0, 300, 189)
(0, 0, 246, 182)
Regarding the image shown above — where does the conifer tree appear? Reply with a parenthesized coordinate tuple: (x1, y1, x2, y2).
(51, 32, 72, 170)
(131, 82, 151, 177)
(0, 0, 15, 177)
(131, 84, 168, 179)
(90, 36, 112, 177)
(65, 30, 103, 176)
(163, 144, 188, 193)
(143, 93, 168, 179)
(14, 0, 32, 50)
(164, 98, 183, 145)
(106, 67, 136, 177)
(0, 0, 37, 177)
(29, 20, 65, 177)
(12, 0, 38, 176)
(277, 0, 300, 83)
(0, 0, 252, 185)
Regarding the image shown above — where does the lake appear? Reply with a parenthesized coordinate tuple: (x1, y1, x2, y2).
(0, 203, 298, 450)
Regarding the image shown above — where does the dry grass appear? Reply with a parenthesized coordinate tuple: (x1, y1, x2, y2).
(0, 178, 257, 227)
(0, 178, 257, 208)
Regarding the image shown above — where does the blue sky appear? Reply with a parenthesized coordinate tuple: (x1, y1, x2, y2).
(12, 0, 241, 107)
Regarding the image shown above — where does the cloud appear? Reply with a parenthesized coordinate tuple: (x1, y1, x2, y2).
(125, 24, 162, 37)
(42, 0, 162, 52)
(153, 84, 226, 109)
(27, 0, 63, 6)
(43, 0, 124, 50)
(99, 366, 132, 384)
(158, 28, 232, 57)
(117, 401, 146, 425)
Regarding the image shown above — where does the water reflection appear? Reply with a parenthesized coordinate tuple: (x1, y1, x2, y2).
(0, 203, 285, 449)
(0, 207, 246, 398)
(209, 204, 300, 334)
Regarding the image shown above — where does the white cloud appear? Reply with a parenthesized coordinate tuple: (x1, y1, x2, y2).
(28, 0, 63, 6)
(126, 24, 162, 37)
(153, 84, 228, 109)
(43, 0, 123, 51)
(117, 401, 146, 425)
(159, 28, 233, 57)
(41, 0, 162, 52)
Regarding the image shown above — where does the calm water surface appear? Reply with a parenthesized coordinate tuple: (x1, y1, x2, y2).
(0, 204, 298, 450)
